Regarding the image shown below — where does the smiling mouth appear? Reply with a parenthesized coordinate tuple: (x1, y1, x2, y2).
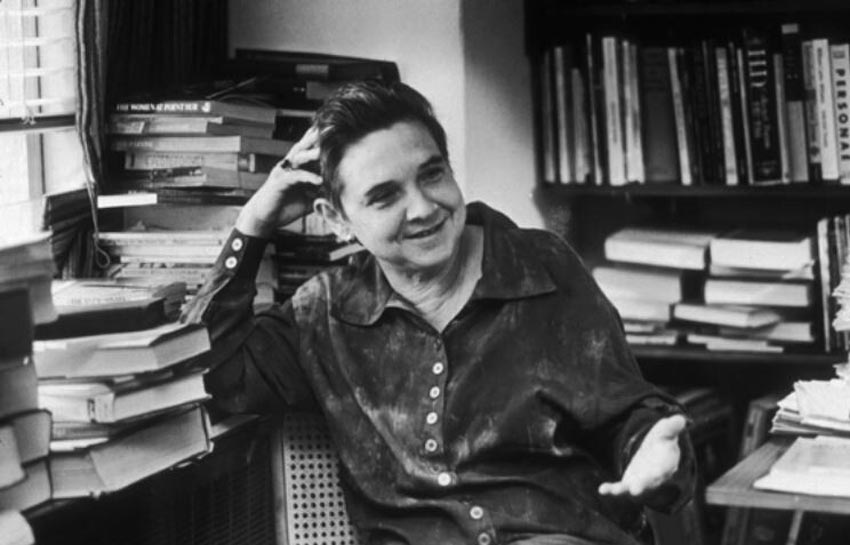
(406, 219, 445, 239)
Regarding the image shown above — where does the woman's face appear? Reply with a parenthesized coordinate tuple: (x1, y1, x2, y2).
(333, 120, 466, 276)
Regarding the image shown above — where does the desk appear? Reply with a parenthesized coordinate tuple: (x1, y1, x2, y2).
(706, 436, 850, 545)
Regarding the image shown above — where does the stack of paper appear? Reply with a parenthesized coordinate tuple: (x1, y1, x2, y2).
(754, 436, 850, 496)
(771, 370, 850, 436)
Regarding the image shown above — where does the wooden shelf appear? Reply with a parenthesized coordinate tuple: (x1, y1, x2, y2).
(541, 0, 850, 17)
(632, 345, 846, 365)
(539, 182, 850, 199)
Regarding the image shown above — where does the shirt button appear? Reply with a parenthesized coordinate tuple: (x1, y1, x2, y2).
(424, 438, 438, 452)
(432, 361, 444, 375)
(426, 411, 438, 425)
(231, 237, 244, 251)
(225, 256, 238, 269)
(469, 505, 484, 520)
(428, 386, 441, 399)
(437, 472, 453, 487)
(477, 533, 492, 545)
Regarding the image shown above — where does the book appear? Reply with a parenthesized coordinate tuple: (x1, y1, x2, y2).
(112, 99, 277, 125)
(124, 151, 279, 173)
(571, 67, 591, 183)
(607, 295, 672, 323)
(592, 265, 687, 303)
(731, 42, 753, 185)
(0, 460, 50, 511)
(639, 46, 679, 183)
(685, 332, 783, 353)
(773, 52, 791, 184)
(38, 369, 208, 423)
(831, 43, 850, 184)
(716, 46, 740, 186)
(603, 227, 716, 270)
(0, 510, 34, 545)
(108, 114, 274, 138)
(0, 425, 25, 489)
(6, 411, 50, 464)
(110, 135, 294, 156)
(96, 192, 160, 209)
(707, 263, 814, 281)
(802, 39, 823, 181)
(275, 233, 364, 264)
(781, 24, 809, 183)
(0, 290, 33, 361)
(97, 230, 231, 259)
(672, 303, 783, 328)
(816, 217, 835, 352)
(717, 321, 814, 344)
(703, 278, 812, 308)
(231, 49, 400, 82)
(584, 33, 606, 185)
(48, 404, 211, 498)
(552, 45, 574, 184)
(813, 38, 841, 181)
(34, 279, 186, 339)
(623, 39, 644, 184)
(753, 436, 850, 496)
(32, 322, 210, 378)
(540, 48, 557, 183)
(668, 47, 693, 186)
(0, 363, 38, 420)
(708, 228, 814, 271)
(602, 35, 626, 186)
(117, 166, 269, 192)
(741, 27, 783, 184)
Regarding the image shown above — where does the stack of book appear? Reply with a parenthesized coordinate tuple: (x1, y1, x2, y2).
(105, 99, 288, 203)
(0, 232, 58, 326)
(32, 310, 213, 499)
(595, 226, 716, 346)
(539, 24, 850, 187)
(98, 228, 276, 306)
(0, 290, 52, 514)
(679, 228, 816, 353)
(597, 225, 825, 353)
(274, 231, 364, 300)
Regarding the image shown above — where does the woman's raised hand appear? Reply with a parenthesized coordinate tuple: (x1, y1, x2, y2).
(235, 126, 324, 238)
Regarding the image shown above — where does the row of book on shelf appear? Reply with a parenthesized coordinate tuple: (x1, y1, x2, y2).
(540, 22, 850, 187)
(0, 231, 221, 536)
(593, 214, 850, 354)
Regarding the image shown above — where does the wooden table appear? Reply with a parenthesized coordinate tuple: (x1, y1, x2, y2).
(706, 436, 850, 544)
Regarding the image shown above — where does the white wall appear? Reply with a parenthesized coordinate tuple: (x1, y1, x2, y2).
(229, 0, 542, 227)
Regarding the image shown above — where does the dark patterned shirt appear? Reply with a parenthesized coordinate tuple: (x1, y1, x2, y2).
(182, 202, 695, 545)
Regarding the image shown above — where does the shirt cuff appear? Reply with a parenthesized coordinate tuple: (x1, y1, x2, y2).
(214, 228, 269, 281)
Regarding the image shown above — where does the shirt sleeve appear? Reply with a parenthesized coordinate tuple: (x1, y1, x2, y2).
(181, 228, 317, 415)
(585, 299, 697, 514)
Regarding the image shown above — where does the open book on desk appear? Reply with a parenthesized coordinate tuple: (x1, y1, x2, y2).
(753, 436, 850, 497)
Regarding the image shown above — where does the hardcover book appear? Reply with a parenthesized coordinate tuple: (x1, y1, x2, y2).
(639, 47, 679, 183)
(741, 27, 783, 184)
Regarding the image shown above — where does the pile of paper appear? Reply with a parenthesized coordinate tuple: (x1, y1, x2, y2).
(772, 364, 850, 436)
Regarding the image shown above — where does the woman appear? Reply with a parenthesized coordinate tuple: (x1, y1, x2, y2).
(183, 81, 694, 545)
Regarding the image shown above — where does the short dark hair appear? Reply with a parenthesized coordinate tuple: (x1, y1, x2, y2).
(314, 80, 449, 211)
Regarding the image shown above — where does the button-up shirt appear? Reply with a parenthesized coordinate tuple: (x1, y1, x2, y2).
(182, 202, 695, 545)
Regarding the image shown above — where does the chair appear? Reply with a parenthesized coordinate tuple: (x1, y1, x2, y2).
(272, 413, 358, 545)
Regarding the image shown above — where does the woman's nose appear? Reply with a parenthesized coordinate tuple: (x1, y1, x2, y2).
(405, 185, 437, 220)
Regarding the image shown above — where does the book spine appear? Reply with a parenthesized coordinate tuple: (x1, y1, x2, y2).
(830, 43, 850, 184)
(668, 47, 693, 186)
(571, 67, 590, 184)
(742, 27, 783, 184)
(585, 33, 606, 185)
(114, 100, 215, 114)
(624, 40, 644, 183)
(553, 45, 574, 184)
(781, 23, 810, 183)
(814, 38, 840, 181)
(124, 151, 257, 172)
(716, 46, 740, 185)
(802, 39, 823, 181)
(773, 53, 792, 183)
(540, 49, 558, 184)
(691, 41, 716, 184)
(639, 47, 679, 183)
(678, 47, 702, 185)
(603, 36, 626, 186)
(703, 40, 726, 185)
(729, 42, 751, 185)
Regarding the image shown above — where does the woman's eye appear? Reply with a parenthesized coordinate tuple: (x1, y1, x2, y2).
(422, 167, 444, 183)
(368, 188, 399, 206)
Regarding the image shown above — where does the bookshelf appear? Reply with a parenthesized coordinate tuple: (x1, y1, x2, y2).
(526, 0, 850, 367)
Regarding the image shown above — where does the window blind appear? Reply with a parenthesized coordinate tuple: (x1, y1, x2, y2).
(0, 0, 76, 130)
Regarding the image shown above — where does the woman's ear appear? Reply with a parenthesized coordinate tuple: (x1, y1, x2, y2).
(314, 198, 353, 241)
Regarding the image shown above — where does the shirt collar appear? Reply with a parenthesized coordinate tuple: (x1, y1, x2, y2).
(330, 202, 557, 326)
